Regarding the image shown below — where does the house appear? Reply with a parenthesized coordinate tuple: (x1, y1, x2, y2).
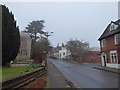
(98, 19, 120, 69)
(51, 43, 71, 60)
(58, 45, 71, 59)
(15, 32, 31, 60)
(51, 46, 60, 59)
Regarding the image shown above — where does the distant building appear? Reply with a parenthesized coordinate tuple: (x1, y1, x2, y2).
(51, 43, 71, 59)
(53, 46, 61, 59)
(58, 46, 71, 59)
(16, 32, 31, 60)
(98, 19, 120, 69)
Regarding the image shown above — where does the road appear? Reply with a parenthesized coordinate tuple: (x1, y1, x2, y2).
(47, 58, 119, 88)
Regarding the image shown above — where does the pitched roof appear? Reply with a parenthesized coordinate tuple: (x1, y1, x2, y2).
(98, 19, 120, 40)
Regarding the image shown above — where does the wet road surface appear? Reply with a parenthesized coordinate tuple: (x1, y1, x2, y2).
(47, 58, 119, 88)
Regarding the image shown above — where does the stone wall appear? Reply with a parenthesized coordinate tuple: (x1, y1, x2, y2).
(16, 32, 31, 60)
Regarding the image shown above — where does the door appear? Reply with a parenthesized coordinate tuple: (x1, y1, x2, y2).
(101, 52, 107, 67)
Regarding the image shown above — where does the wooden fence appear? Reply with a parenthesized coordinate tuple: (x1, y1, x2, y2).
(1, 67, 46, 89)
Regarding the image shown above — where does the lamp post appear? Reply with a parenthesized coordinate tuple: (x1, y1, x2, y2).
(43, 32, 53, 75)
(44, 31, 53, 57)
(44, 31, 53, 55)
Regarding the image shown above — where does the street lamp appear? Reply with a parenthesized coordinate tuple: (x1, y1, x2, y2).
(43, 32, 53, 74)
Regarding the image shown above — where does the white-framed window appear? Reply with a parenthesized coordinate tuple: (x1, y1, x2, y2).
(110, 25, 115, 31)
(101, 39, 106, 48)
(114, 33, 120, 45)
(110, 50, 118, 63)
(110, 23, 118, 31)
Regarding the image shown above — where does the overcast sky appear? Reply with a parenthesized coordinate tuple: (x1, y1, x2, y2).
(1, 2, 118, 47)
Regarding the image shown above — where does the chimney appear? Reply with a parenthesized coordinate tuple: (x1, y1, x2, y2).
(57, 43, 59, 47)
(62, 43, 64, 47)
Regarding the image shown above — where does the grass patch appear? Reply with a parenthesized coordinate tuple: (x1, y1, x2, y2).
(2, 66, 35, 81)
(0, 67, 2, 82)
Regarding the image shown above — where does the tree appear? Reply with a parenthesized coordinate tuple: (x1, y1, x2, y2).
(2, 5, 20, 66)
(66, 39, 89, 60)
(24, 20, 45, 43)
(32, 37, 52, 63)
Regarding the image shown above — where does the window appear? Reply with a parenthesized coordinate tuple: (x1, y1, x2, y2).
(101, 39, 106, 48)
(63, 53, 65, 56)
(110, 24, 118, 31)
(60, 53, 61, 58)
(23, 49, 27, 55)
(110, 50, 118, 63)
(25, 51, 27, 55)
(110, 25, 115, 31)
(19, 49, 22, 55)
(114, 34, 120, 45)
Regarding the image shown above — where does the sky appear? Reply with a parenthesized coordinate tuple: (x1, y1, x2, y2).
(1, 2, 118, 47)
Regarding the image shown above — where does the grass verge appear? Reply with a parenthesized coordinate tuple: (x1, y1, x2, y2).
(1, 66, 35, 81)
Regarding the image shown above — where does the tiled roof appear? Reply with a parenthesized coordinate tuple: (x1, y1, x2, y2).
(98, 19, 120, 40)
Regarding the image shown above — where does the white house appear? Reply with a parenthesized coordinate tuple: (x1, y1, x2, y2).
(58, 46, 71, 59)
(53, 44, 71, 60)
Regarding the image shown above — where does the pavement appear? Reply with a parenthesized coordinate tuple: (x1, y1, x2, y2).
(46, 60, 77, 88)
(63, 59, 120, 74)
(93, 66, 120, 74)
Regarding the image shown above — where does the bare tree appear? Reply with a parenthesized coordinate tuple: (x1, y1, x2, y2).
(66, 39, 89, 60)
(34, 37, 51, 52)
(31, 37, 52, 63)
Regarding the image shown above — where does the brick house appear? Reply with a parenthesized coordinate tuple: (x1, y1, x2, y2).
(98, 19, 120, 69)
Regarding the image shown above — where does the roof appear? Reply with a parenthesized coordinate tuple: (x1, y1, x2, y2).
(53, 45, 68, 53)
(98, 19, 120, 40)
(53, 46, 61, 53)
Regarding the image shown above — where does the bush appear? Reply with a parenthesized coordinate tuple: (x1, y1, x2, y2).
(2, 5, 20, 66)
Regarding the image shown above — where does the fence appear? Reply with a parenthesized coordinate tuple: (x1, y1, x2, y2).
(1, 67, 46, 89)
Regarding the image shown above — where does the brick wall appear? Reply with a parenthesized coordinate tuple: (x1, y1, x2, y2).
(25, 76, 46, 89)
(117, 48, 120, 63)
(100, 36, 120, 52)
(75, 51, 101, 63)
(2, 67, 46, 89)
